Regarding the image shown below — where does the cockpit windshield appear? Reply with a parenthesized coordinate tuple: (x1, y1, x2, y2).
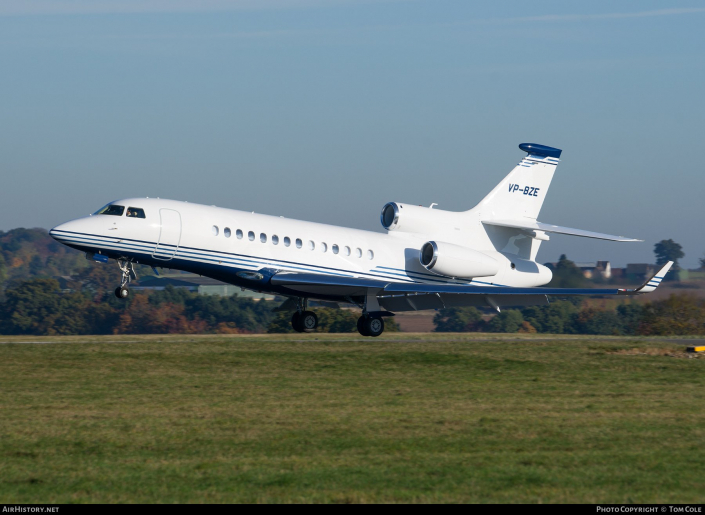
(126, 207, 146, 219)
(94, 204, 125, 216)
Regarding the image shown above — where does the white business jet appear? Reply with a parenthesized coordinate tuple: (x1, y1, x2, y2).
(50, 143, 672, 337)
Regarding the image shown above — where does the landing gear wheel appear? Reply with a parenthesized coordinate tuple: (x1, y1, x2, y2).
(300, 311, 318, 333)
(364, 316, 384, 337)
(115, 286, 129, 299)
(357, 316, 370, 337)
(291, 312, 305, 333)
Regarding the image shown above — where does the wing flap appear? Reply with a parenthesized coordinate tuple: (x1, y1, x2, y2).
(383, 283, 622, 296)
(270, 272, 387, 296)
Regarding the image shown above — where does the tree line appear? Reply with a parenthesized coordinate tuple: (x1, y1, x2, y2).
(434, 295, 705, 336)
(1, 276, 702, 336)
(0, 279, 277, 335)
(0, 228, 703, 336)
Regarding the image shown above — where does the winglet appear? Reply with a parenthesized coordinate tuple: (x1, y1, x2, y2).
(627, 261, 674, 294)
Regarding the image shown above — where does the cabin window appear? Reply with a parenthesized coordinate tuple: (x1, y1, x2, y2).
(126, 207, 146, 219)
(284, 237, 291, 247)
(344, 246, 351, 256)
(236, 229, 243, 239)
(212, 225, 219, 236)
(296, 238, 303, 249)
(332, 244, 339, 254)
(321, 242, 328, 253)
(356, 248, 362, 258)
(308, 240, 315, 251)
(272, 235, 279, 245)
(224, 228, 231, 238)
(248, 231, 255, 241)
(94, 204, 125, 217)
(260, 233, 267, 243)
(367, 250, 374, 260)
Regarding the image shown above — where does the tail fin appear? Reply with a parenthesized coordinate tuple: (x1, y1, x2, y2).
(474, 143, 561, 221)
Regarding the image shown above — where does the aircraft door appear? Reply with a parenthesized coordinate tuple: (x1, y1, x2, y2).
(153, 209, 182, 261)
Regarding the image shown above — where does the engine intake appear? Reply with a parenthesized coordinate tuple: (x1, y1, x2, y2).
(420, 241, 499, 279)
(380, 202, 458, 234)
(381, 202, 400, 230)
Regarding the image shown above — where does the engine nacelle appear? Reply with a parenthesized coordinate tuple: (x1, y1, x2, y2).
(420, 241, 499, 279)
(381, 202, 458, 234)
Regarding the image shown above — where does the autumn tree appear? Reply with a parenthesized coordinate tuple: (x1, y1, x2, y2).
(654, 239, 684, 280)
(547, 254, 585, 288)
(638, 294, 705, 336)
(434, 307, 483, 332)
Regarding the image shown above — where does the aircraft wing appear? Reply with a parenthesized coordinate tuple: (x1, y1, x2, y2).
(270, 261, 673, 298)
(482, 219, 642, 242)
(269, 273, 387, 296)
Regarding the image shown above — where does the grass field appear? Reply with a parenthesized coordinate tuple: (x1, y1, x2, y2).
(1, 333, 704, 503)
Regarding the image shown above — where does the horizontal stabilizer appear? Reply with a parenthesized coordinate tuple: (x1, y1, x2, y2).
(483, 219, 641, 242)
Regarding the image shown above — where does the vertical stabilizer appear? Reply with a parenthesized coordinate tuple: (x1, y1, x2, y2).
(475, 143, 561, 221)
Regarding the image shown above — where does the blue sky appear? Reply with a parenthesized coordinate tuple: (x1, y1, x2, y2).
(1, 1, 703, 267)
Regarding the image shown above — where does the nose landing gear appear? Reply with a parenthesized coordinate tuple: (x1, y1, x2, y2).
(114, 260, 136, 299)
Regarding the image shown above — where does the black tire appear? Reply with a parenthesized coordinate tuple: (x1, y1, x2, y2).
(116, 287, 129, 299)
(291, 312, 305, 333)
(115, 287, 122, 299)
(301, 311, 318, 333)
(357, 316, 370, 337)
(364, 316, 384, 337)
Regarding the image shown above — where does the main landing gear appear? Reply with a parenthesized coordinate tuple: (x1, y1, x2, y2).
(356, 293, 392, 337)
(114, 260, 136, 299)
(288, 297, 391, 337)
(290, 298, 319, 333)
(357, 315, 384, 337)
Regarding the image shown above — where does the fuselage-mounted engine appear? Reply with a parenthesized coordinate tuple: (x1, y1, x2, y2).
(381, 202, 458, 235)
(420, 241, 499, 279)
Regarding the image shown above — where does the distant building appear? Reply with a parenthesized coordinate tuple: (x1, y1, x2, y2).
(575, 261, 612, 279)
(133, 276, 275, 300)
(54, 275, 78, 293)
(625, 263, 656, 282)
(610, 267, 625, 280)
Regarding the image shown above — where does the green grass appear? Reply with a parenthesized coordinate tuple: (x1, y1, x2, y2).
(1, 333, 704, 503)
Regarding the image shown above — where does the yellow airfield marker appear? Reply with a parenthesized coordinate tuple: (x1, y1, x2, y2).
(686, 345, 705, 353)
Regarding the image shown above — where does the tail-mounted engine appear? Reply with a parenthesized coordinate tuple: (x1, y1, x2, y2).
(381, 202, 458, 234)
(420, 241, 499, 279)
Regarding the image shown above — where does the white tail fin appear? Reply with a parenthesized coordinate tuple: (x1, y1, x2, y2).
(474, 143, 561, 221)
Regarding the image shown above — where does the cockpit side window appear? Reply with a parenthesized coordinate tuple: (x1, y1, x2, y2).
(126, 207, 146, 219)
(94, 204, 125, 216)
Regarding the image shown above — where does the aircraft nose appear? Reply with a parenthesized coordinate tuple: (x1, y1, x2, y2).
(50, 221, 77, 242)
